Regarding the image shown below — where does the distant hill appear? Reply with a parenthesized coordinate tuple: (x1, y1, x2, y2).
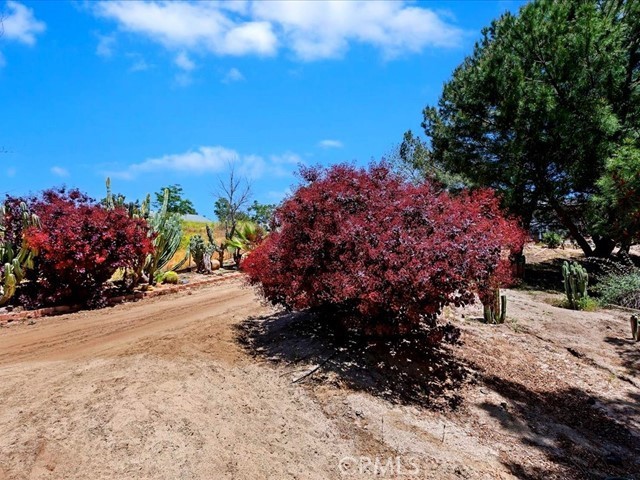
(182, 214, 212, 223)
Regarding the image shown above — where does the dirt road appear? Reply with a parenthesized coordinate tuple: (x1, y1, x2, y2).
(0, 277, 638, 479)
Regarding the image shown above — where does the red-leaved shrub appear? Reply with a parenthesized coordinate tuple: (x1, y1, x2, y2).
(242, 163, 526, 335)
(23, 188, 153, 307)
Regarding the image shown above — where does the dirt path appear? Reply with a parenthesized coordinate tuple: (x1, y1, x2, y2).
(0, 278, 638, 479)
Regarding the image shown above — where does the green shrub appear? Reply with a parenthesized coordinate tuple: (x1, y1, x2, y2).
(595, 271, 640, 309)
(161, 271, 179, 284)
(542, 231, 563, 249)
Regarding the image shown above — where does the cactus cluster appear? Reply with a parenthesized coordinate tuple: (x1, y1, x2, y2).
(0, 201, 39, 306)
(187, 226, 218, 273)
(104, 177, 150, 219)
(483, 289, 507, 324)
(562, 260, 589, 309)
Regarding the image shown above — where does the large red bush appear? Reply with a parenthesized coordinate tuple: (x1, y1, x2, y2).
(23, 189, 153, 307)
(243, 163, 526, 334)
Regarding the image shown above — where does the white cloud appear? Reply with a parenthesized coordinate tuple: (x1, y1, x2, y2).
(110, 146, 236, 179)
(107, 145, 300, 181)
(96, 1, 277, 57)
(222, 67, 244, 83)
(174, 51, 195, 71)
(318, 139, 343, 149)
(94, 1, 462, 62)
(2, 1, 46, 45)
(253, 1, 463, 60)
(51, 166, 69, 177)
(96, 34, 115, 58)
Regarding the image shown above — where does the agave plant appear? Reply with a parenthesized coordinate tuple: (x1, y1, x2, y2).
(227, 221, 263, 267)
(144, 188, 182, 284)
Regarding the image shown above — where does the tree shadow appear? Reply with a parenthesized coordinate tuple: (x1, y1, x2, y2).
(520, 257, 570, 292)
(235, 310, 467, 410)
(604, 335, 640, 376)
(477, 372, 640, 480)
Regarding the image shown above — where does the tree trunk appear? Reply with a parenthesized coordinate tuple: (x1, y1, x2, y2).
(548, 197, 593, 256)
(592, 236, 616, 258)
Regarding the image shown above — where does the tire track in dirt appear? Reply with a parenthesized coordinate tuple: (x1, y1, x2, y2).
(0, 279, 262, 365)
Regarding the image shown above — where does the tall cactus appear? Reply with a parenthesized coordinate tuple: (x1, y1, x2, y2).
(104, 177, 150, 219)
(104, 178, 151, 288)
(0, 201, 39, 306)
(483, 288, 507, 324)
(562, 260, 589, 309)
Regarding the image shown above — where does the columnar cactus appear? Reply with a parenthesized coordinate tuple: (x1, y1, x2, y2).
(562, 260, 589, 309)
(0, 201, 39, 306)
(483, 288, 507, 324)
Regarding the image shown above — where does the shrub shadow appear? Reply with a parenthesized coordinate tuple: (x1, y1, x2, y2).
(476, 372, 640, 480)
(236, 310, 467, 410)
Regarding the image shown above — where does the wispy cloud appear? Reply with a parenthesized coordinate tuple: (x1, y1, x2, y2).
(51, 166, 69, 177)
(2, 1, 46, 46)
(94, 1, 463, 63)
(130, 58, 150, 72)
(318, 139, 343, 149)
(96, 33, 116, 58)
(222, 67, 244, 83)
(106, 145, 301, 181)
(174, 51, 195, 71)
(173, 51, 195, 85)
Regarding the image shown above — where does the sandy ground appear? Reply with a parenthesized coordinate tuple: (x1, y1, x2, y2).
(0, 268, 638, 479)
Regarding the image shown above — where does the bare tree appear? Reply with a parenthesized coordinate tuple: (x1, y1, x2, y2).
(212, 163, 252, 267)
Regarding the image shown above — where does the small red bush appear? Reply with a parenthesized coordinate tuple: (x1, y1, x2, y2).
(243, 163, 525, 335)
(23, 188, 153, 307)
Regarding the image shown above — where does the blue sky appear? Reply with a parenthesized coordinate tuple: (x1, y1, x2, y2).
(0, 0, 525, 216)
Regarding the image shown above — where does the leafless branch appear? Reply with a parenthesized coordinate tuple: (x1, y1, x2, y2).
(216, 162, 252, 239)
